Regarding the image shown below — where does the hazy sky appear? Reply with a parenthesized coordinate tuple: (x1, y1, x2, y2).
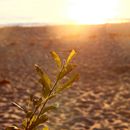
(0, 0, 130, 24)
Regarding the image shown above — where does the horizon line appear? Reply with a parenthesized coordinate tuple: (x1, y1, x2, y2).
(0, 18, 130, 27)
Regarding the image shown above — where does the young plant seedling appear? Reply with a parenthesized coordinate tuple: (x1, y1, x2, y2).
(6, 50, 79, 130)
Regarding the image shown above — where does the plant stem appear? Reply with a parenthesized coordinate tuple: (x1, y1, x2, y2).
(35, 66, 64, 124)
(26, 105, 39, 130)
(26, 66, 64, 130)
(36, 78, 59, 120)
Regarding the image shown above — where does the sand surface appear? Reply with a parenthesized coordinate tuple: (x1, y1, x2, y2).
(0, 26, 130, 130)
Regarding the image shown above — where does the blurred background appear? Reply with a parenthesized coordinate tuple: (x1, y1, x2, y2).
(0, 0, 130, 130)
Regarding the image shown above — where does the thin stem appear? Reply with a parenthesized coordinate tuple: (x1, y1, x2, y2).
(26, 66, 64, 130)
(36, 66, 64, 122)
(26, 105, 39, 130)
(36, 78, 59, 120)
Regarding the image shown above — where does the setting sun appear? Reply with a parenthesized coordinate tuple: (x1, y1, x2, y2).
(66, 0, 119, 24)
(0, 0, 130, 25)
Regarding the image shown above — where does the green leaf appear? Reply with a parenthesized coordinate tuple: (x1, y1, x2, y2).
(40, 74, 51, 89)
(41, 84, 50, 98)
(50, 51, 62, 68)
(34, 64, 44, 77)
(35, 64, 51, 98)
(35, 64, 51, 87)
(39, 78, 51, 98)
(41, 103, 59, 114)
(58, 64, 77, 80)
(22, 119, 27, 128)
(28, 115, 37, 129)
(63, 73, 79, 87)
(38, 114, 48, 123)
(5, 126, 20, 130)
(31, 115, 37, 124)
(26, 111, 33, 118)
(47, 94, 56, 100)
(43, 126, 49, 130)
(29, 115, 48, 129)
(31, 114, 48, 128)
(66, 50, 76, 65)
(57, 73, 79, 93)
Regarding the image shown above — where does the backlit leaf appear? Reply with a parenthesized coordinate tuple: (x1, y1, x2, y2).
(66, 50, 76, 65)
(50, 51, 62, 68)
(28, 115, 37, 129)
(39, 114, 48, 123)
(41, 103, 59, 114)
(57, 64, 77, 80)
(5, 126, 20, 130)
(22, 119, 27, 128)
(57, 73, 79, 93)
(43, 126, 49, 130)
(47, 94, 56, 100)
(35, 64, 51, 98)
(30, 114, 48, 128)
(35, 64, 51, 87)
(34, 64, 44, 77)
(26, 111, 33, 118)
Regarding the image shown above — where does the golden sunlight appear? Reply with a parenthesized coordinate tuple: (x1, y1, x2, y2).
(66, 0, 119, 24)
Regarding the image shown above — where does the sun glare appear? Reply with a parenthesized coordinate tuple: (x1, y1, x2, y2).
(66, 0, 119, 24)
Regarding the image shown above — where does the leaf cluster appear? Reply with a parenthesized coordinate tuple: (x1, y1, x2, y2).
(6, 50, 79, 130)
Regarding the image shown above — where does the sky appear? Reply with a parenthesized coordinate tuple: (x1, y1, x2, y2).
(0, 0, 130, 25)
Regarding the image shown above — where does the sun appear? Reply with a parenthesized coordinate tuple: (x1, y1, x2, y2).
(66, 0, 119, 24)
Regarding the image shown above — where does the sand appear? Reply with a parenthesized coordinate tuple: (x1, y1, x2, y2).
(0, 25, 130, 130)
